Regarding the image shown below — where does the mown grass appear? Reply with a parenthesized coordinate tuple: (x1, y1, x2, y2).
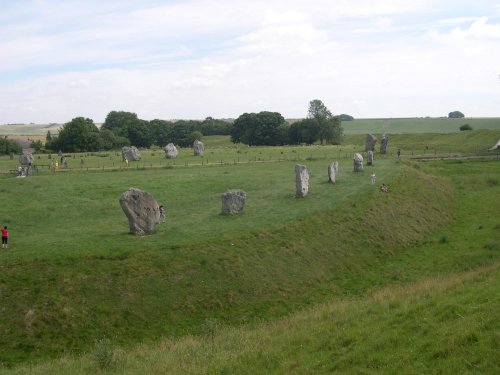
(0, 132, 498, 372)
(0, 151, 450, 366)
(342, 117, 500, 134)
(2, 158, 498, 374)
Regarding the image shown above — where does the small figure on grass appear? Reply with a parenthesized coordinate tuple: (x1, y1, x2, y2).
(159, 205, 166, 223)
(1, 226, 8, 249)
(397, 148, 401, 158)
(370, 173, 376, 185)
(380, 183, 389, 193)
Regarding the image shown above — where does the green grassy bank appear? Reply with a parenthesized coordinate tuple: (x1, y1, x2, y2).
(0, 154, 452, 366)
(1, 157, 498, 374)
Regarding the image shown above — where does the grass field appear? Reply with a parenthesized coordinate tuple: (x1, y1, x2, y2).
(341, 117, 500, 134)
(0, 129, 498, 373)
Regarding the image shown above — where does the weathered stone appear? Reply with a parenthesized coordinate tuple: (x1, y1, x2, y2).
(19, 153, 34, 165)
(365, 134, 376, 152)
(122, 146, 141, 161)
(367, 150, 374, 166)
(328, 161, 339, 183)
(295, 164, 309, 197)
(193, 140, 204, 156)
(490, 139, 500, 150)
(164, 143, 179, 158)
(119, 188, 160, 235)
(221, 189, 246, 214)
(353, 153, 364, 172)
(380, 134, 389, 154)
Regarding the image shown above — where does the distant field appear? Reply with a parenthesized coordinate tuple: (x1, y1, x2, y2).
(342, 117, 500, 134)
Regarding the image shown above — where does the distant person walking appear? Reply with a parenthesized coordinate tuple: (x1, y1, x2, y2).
(159, 205, 166, 223)
(1, 226, 8, 249)
(397, 148, 401, 158)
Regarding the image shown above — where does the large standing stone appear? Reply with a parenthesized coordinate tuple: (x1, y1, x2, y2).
(19, 153, 34, 165)
(328, 161, 339, 183)
(367, 150, 374, 166)
(122, 146, 141, 161)
(221, 189, 246, 215)
(353, 153, 364, 172)
(365, 134, 376, 152)
(119, 188, 160, 235)
(295, 164, 309, 197)
(164, 143, 179, 159)
(380, 134, 389, 154)
(193, 140, 204, 156)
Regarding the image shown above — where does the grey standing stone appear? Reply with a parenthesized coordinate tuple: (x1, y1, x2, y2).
(367, 150, 374, 166)
(164, 143, 179, 158)
(295, 164, 309, 197)
(193, 140, 204, 156)
(221, 189, 247, 215)
(353, 153, 364, 172)
(328, 161, 339, 183)
(122, 146, 141, 161)
(119, 188, 160, 235)
(380, 134, 389, 154)
(19, 153, 34, 165)
(365, 134, 376, 152)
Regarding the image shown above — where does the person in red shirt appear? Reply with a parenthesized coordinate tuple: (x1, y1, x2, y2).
(1, 226, 8, 249)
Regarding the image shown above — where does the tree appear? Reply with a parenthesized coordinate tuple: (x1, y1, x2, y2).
(127, 119, 152, 148)
(30, 140, 43, 152)
(150, 119, 174, 147)
(101, 111, 139, 138)
(171, 122, 194, 147)
(448, 111, 464, 118)
(338, 114, 354, 121)
(231, 112, 288, 146)
(307, 99, 343, 144)
(0, 136, 22, 155)
(46, 131, 52, 142)
(459, 124, 473, 131)
(47, 117, 101, 152)
(200, 117, 232, 135)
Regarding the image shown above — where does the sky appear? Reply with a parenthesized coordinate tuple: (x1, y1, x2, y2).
(1, 0, 499, 124)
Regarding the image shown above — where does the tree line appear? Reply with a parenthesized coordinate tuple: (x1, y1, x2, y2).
(45, 113, 232, 152)
(43, 99, 347, 152)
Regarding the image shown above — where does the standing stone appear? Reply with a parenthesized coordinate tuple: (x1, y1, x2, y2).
(119, 188, 160, 235)
(19, 153, 34, 165)
(353, 153, 364, 172)
(193, 140, 204, 156)
(365, 134, 376, 152)
(122, 146, 141, 161)
(295, 164, 309, 197)
(367, 150, 374, 166)
(221, 189, 246, 215)
(164, 143, 179, 159)
(380, 134, 389, 154)
(328, 161, 339, 184)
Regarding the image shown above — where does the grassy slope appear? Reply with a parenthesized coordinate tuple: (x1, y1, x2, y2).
(342, 117, 500, 134)
(343, 128, 500, 155)
(0, 155, 456, 367)
(4, 158, 499, 374)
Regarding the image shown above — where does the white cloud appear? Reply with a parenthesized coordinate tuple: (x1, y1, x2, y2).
(1, 0, 500, 122)
(450, 17, 500, 39)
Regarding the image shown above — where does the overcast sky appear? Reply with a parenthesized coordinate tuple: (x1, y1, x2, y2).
(1, 0, 499, 123)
